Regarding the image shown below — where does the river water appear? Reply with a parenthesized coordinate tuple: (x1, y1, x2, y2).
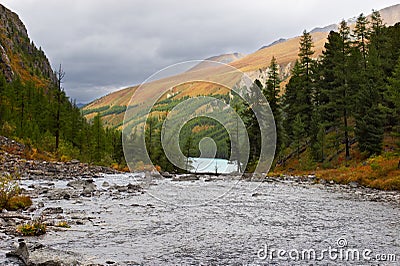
(1, 174, 400, 265)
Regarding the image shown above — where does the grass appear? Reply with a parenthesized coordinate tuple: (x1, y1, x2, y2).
(273, 153, 400, 191)
(272, 130, 400, 191)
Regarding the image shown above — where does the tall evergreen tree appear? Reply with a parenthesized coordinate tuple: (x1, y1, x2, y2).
(283, 30, 315, 142)
(264, 56, 284, 164)
(298, 30, 315, 130)
(264, 57, 281, 113)
(353, 13, 370, 70)
(321, 21, 353, 160)
(293, 114, 305, 159)
(92, 113, 106, 163)
(386, 56, 400, 134)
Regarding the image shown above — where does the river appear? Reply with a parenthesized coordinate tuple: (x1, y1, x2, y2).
(1, 173, 399, 265)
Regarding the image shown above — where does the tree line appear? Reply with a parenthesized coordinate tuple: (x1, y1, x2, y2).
(130, 11, 400, 173)
(0, 66, 124, 166)
(261, 11, 400, 169)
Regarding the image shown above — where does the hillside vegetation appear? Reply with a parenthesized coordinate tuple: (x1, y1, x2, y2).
(125, 11, 400, 191)
(0, 4, 124, 167)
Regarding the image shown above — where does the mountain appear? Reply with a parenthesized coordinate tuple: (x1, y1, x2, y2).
(83, 4, 400, 128)
(259, 38, 287, 50)
(0, 4, 54, 86)
(310, 24, 338, 34)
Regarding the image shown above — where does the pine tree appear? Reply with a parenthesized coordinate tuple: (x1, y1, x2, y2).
(354, 83, 384, 155)
(298, 30, 315, 130)
(0, 74, 6, 130)
(352, 12, 385, 156)
(283, 30, 315, 152)
(386, 56, 400, 135)
(264, 56, 284, 164)
(92, 113, 105, 163)
(353, 13, 370, 70)
(264, 57, 281, 113)
(55, 64, 65, 151)
(183, 135, 194, 172)
(293, 114, 305, 159)
(323, 21, 352, 160)
(387, 58, 400, 111)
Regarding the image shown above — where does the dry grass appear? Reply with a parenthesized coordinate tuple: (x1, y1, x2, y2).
(316, 156, 400, 191)
(273, 154, 400, 191)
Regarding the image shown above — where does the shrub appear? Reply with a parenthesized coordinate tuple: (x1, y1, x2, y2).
(17, 220, 47, 236)
(6, 195, 32, 211)
(0, 173, 20, 210)
(56, 221, 71, 228)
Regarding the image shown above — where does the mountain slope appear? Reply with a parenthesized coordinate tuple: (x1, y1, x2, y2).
(83, 4, 400, 128)
(0, 4, 54, 86)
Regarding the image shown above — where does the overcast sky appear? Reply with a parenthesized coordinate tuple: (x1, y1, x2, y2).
(2, 0, 400, 103)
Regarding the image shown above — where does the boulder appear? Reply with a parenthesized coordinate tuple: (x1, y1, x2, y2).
(171, 174, 199, 182)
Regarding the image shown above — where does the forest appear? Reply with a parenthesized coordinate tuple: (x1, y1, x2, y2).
(0, 65, 124, 167)
(142, 11, 400, 182)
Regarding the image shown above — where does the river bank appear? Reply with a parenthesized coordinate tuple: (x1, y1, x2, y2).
(1, 136, 399, 265)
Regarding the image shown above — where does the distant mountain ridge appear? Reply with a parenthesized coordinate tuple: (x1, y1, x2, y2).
(261, 4, 400, 50)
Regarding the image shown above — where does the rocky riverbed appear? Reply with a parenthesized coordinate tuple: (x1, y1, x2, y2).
(1, 136, 399, 265)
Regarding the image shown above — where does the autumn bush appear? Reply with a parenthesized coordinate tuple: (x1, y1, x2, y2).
(17, 219, 47, 236)
(55, 221, 71, 228)
(6, 195, 32, 211)
(0, 172, 20, 210)
(0, 172, 32, 211)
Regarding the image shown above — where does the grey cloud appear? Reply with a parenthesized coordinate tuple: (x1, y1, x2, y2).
(3, 0, 400, 103)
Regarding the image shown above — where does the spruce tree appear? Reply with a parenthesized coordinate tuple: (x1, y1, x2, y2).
(293, 114, 305, 159)
(283, 60, 303, 137)
(386, 56, 400, 135)
(298, 30, 315, 131)
(283, 30, 315, 155)
(264, 56, 284, 164)
(323, 21, 352, 160)
(264, 57, 280, 113)
(353, 13, 370, 70)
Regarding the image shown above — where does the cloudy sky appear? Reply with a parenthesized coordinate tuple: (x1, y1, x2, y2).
(2, 0, 400, 103)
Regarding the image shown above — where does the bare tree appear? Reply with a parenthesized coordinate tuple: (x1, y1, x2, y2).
(55, 64, 65, 150)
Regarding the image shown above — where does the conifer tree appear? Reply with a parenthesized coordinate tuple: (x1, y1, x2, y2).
(322, 21, 352, 160)
(265, 57, 281, 113)
(353, 13, 370, 70)
(283, 30, 315, 142)
(386, 57, 400, 135)
(264, 56, 284, 163)
(293, 114, 305, 159)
